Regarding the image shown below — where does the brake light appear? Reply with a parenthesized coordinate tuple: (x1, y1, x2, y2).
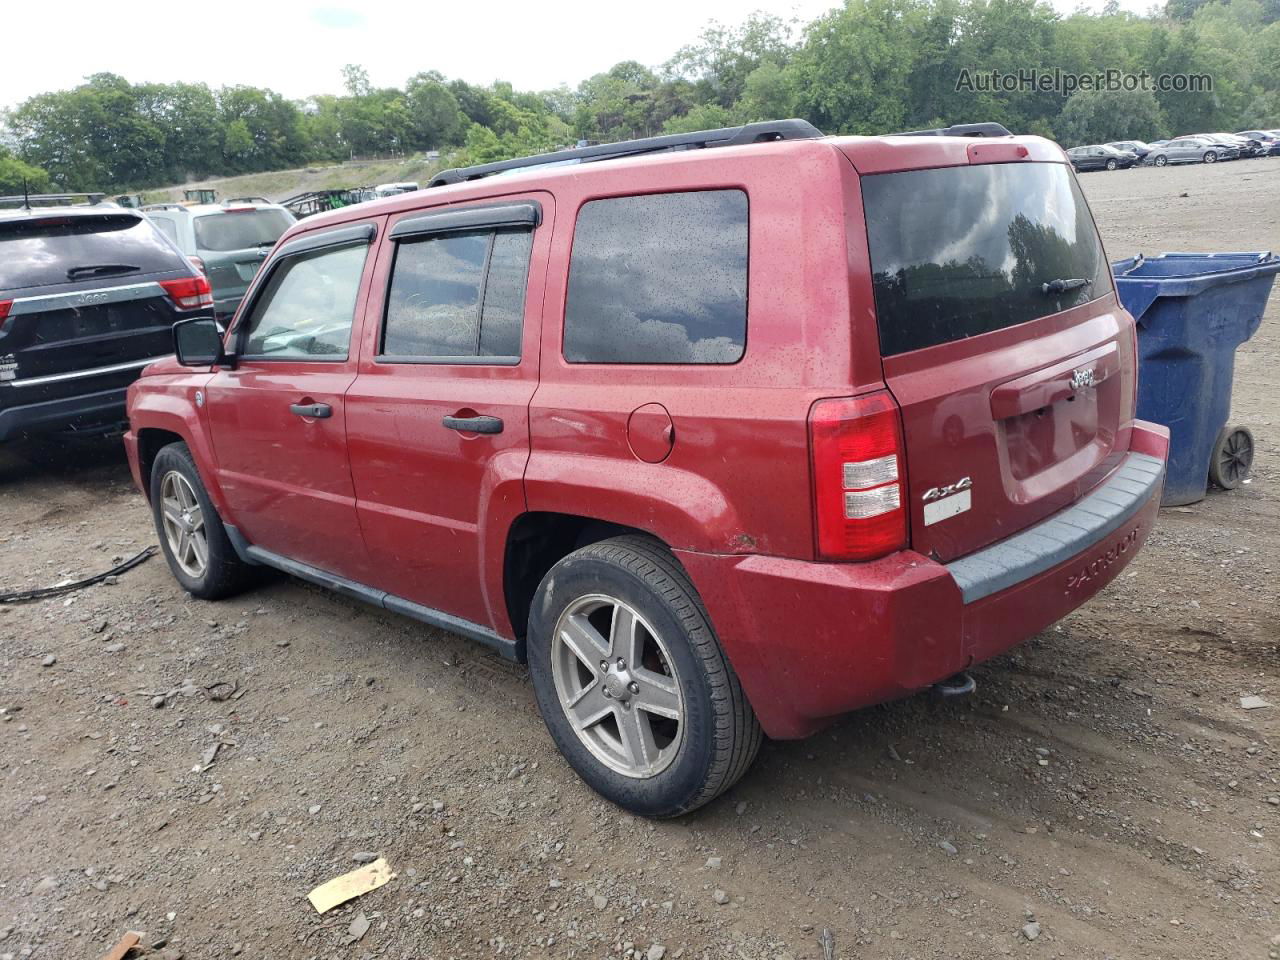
(809, 391, 908, 561)
(0, 299, 11, 333)
(159, 275, 214, 311)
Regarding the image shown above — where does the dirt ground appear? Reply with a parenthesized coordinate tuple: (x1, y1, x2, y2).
(2, 158, 1279, 960)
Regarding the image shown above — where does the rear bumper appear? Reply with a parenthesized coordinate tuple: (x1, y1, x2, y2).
(0, 387, 128, 442)
(678, 421, 1170, 739)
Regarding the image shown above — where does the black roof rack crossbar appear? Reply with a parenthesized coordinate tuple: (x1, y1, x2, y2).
(889, 122, 1013, 138)
(428, 119, 824, 188)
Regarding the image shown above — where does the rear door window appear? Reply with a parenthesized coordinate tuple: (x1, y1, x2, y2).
(381, 228, 533, 361)
(0, 214, 184, 291)
(194, 209, 293, 252)
(563, 190, 748, 364)
(861, 163, 1113, 356)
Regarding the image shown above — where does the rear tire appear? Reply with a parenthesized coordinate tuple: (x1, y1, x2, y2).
(1106, 158, 1118, 171)
(527, 535, 762, 818)
(150, 442, 253, 600)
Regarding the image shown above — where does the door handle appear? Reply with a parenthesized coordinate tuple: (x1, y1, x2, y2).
(442, 414, 503, 434)
(290, 402, 332, 419)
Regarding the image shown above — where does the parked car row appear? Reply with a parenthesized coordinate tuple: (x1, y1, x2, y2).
(1067, 128, 1280, 171)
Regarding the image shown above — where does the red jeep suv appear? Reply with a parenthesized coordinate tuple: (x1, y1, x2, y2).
(125, 120, 1169, 817)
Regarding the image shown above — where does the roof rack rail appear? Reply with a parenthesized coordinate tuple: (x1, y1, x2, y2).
(0, 191, 109, 208)
(224, 196, 271, 205)
(428, 119, 824, 188)
(889, 122, 1013, 138)
(141, 202, 188, 212)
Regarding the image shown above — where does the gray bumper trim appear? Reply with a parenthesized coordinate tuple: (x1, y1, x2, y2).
(946, 452, 1164, 605)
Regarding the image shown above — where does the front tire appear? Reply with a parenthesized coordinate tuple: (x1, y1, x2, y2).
(150, 442, 252, 600)
(528, 536, 762, 818)
(1204, 151, 1217, 163)
(1106, 158, 1118, 171)
(1154, 154, 1168, 167)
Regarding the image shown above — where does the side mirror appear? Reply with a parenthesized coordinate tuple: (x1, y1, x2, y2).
(172, 316, 230, 367)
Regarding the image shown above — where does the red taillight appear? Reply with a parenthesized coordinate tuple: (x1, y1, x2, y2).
(159, 275, 214, 311)
(809, 391, 908, 562)
(0, 299, 11, 333)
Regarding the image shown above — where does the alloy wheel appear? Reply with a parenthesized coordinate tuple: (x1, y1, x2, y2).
(551, 594, 685, 779)
(160, 470, 209, 579)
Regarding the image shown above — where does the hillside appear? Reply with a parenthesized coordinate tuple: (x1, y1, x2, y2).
(142, 154, 448, 205)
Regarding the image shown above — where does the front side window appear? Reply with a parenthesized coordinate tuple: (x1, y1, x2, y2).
(241, 243, 368, 359)
(563, 190, 748, 364)
(381, 228, 533, 360)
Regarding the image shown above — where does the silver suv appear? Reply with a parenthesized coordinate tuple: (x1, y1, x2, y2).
(143, 199, 296, 320)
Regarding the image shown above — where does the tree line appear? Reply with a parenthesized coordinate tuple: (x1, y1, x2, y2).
(3, 0, 1278, 194)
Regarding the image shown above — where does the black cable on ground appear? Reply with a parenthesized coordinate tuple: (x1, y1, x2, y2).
(0, 546, 158, 604)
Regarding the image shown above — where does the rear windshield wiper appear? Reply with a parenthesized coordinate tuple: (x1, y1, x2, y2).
(66, 263, 141, 279)
(1040, 277, 1091, 295)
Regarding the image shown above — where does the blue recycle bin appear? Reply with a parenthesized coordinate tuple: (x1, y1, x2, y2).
(1111, 251, 1279, 506)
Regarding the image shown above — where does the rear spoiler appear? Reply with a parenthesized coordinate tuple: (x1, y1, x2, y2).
(890, 123, 1013, 138)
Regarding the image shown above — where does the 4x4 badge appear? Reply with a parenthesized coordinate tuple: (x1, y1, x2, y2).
(1071, 367, 1098, 390)
(923, 476, 973, 503)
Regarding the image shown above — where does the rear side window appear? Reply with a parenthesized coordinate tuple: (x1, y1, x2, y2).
(381, 229, 533, 360)
(194, 209, 293, 252)
(241, 243, 367, 359)
(0, 214, 184, 291)
(563, 190, 748, 364)
(862, 163, 1113, 356)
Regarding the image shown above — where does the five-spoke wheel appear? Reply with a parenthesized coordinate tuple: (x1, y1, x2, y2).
(552, 594, 684, 779)
(159, 470, 208, 579)
(528, 536, 761, 817)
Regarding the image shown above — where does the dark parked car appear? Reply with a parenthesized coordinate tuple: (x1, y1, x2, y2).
(1237, 131, 1280, 156)
(126, 120, 1168, 816)
(0, 195, 213, 443)
(1066, 144, 1139, 171)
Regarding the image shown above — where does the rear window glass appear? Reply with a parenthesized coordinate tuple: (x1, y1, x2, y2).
(194, 209, 293, 252)
(563, 190, 748, 364)
(0, 214, 183, 291)
(861, 163, 1113, 356)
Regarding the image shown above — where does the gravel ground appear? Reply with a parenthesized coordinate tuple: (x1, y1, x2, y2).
(1, 158, 1278, 960)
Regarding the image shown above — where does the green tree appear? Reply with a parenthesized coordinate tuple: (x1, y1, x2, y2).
(1055, 86, 1166, 143)
(0, 148, 52, 194)
(406, 72, 465, 147)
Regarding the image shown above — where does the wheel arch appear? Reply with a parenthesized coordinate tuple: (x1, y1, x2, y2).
(502, 512, 665, 646)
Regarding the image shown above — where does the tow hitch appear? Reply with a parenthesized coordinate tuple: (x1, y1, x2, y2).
(932, 672, 976, 698)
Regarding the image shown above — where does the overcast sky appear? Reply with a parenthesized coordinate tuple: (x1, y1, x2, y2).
(5, 0, 1161, 111)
